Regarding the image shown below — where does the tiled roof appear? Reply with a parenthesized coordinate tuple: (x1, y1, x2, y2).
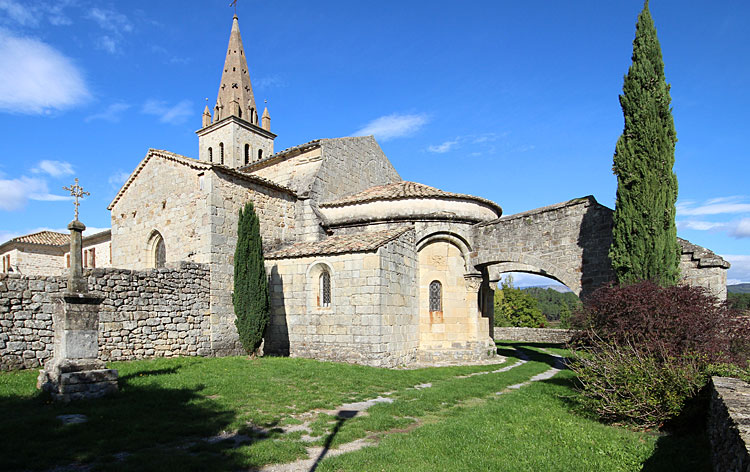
(11, 231, 69, 246)
(265, 227, 411, 259)
(319, 181, 502, 213)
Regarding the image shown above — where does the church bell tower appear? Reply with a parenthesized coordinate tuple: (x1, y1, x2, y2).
(196, 15, 275, 168)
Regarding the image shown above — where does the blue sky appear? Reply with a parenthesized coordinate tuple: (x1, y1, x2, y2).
(1, 0, 748, 285)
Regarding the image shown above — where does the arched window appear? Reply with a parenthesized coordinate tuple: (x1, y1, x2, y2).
(147, 231, 166, 269)
(258, 149, 263, 161)
(429, 280, 442, 312)
(219, 143, 224, 164)
(208, 147, 213, 162)
(244, 144, 250, 164)
(249, 107, 255, 124)
(319, 270, 331, 307)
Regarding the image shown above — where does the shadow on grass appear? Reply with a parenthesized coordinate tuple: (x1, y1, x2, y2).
(309, 409, 356, 472)
(537, 367, 712, 471)
(119, 365, 182, 381)
(0, 375, 267, 471)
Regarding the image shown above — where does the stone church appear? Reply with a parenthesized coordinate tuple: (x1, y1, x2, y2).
(0, 15, 729, 368)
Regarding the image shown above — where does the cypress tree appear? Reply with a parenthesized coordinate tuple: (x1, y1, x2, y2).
(609, 1, 680, 286)
(233, 201, 270, 354)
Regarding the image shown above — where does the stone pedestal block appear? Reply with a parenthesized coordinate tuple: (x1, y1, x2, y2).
(37, 293, 119, 401)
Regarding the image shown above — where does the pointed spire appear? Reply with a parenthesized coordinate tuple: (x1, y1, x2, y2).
(215, 15, 255, 123)
(202, 105, 211, 128)
(261, 107, 270, 131)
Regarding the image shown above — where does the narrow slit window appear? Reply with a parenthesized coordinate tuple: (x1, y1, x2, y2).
(245, 144, 250, 164)
(219, 143, 224, 164)
(258, 149, 263, 161)
(429, 280, 442, 312)
(319, 271, 331, 307)
(208, 147, 213, 162)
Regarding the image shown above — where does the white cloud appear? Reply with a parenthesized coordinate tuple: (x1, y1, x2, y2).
(730, 218, 750, 238)
(0, 0, 36, 26)
(677, 220, 729, 232)
(141, 99, 193, 125)
(723, 255, 750, 284)
(32, 160, 74, 178)
(87, 7, 133, 33)
(108, 170, 130, 189)
(96, 35, 117, 54)
(0, 30, 90, 114)
(0, 176, 69, 210)
(255, 75, 285, 90)
(86, 7, 133, 54)
(428, 139, 459, 154)
(677, 196, 750, 216)
(352, 113, 428, 141)
(85, 102, 131, 123)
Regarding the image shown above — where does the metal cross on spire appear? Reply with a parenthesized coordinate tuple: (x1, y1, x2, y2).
(229, 0, 237, 15)
(63, 178, 90, 221)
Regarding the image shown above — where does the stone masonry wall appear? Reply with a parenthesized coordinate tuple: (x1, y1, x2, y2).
(311, 137, 401, 203)
(0, 263, 209, 371)
(493, 327, 577, 344)
(472, 197, 614, 299)
(264, 230, 417, 367)
(208, 169, 296, 355)
(7, 245, 64, 276)
(709, 376, 750, 471)
(111, 155, 211, 269)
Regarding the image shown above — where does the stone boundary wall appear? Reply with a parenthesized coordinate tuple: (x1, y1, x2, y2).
(709, 376, 750, 471)
(0, 262, 209, 371)
(493, 327, 577, 344)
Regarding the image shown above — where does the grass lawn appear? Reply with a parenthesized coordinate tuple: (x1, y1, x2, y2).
(0, 343, 710, 471)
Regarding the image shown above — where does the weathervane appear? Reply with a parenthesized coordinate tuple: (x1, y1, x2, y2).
(62, 178, 90, 221)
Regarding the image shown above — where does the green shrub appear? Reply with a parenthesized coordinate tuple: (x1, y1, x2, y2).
(233, 202, 269, 355)
(570, 338, 706, 429)
(493, 278, 546, 328)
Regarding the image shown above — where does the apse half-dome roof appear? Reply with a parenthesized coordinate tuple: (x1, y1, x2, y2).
(320, 181, 502, 215)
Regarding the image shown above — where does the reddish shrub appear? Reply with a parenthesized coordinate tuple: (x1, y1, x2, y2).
(571, 281, 750, 366)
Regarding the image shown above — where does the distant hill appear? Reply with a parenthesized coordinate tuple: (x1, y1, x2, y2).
(520, 284, 573, 293)
(728, 284, 750, 294)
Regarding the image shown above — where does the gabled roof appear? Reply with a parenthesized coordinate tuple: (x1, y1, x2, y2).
(108, 148, 295, 210)
(319, 181, 502, 214)
(265, 227, 412, 259)
(10, 230, 69, 246)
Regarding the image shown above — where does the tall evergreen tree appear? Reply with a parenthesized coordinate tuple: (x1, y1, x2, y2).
(609, 1, 680, 286)
(233, 202, 270, 354)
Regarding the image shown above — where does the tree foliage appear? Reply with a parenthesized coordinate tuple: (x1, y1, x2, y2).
(233, 202, 270, 354)
(493, 277, 546, 328)
(521, 287, 580, 327)
(609, 1, 680, 286)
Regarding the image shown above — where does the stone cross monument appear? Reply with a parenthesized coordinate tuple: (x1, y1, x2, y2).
(37, 180, 119, 401)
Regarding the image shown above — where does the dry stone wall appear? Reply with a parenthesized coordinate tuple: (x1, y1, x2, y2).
(493, 327, 577, 344)
(0, 263, 209, 371)
(709, 376, 750, 471)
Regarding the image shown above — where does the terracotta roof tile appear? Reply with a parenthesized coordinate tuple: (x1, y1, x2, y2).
(11, 231, 69, 246)
(319, 181, 502, 214)
(265, 227, 411, 259)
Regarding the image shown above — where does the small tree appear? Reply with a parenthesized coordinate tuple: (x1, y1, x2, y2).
(233, 202, 269, 355)
(609, 0, 680, 286)
(494, 277, 546, 328)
